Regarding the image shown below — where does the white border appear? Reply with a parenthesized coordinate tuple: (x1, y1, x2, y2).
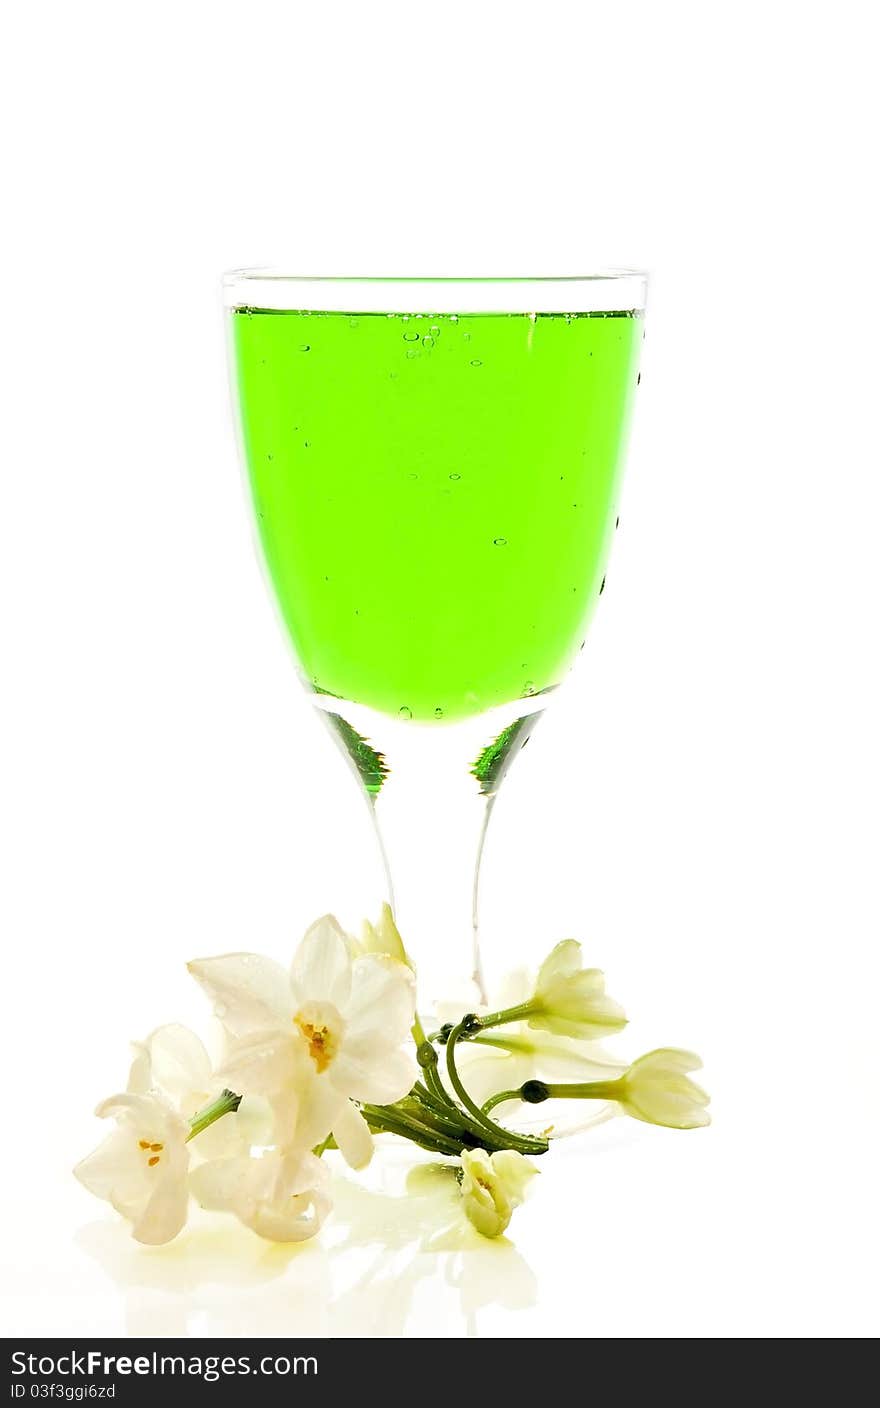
(222, 271, 647, 314)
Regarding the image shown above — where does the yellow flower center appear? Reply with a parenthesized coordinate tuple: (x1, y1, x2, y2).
(294, 1001, 343, 1073)
(138, 1138, 164, 1168)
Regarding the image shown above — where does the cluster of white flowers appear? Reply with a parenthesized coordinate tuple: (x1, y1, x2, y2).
(75, 913, 416, 1245)
(75, 910, 710, 1245)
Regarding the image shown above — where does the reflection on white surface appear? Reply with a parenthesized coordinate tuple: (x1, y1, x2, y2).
(76, 1148, 536, 1338)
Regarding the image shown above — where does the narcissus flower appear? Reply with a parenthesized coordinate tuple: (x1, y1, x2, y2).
(190, 1148, 331, 1243)
(527, 940, 627, 1040)
(459, 1148, 537, 1239)
(188, 914, 416, 1162)
(613, 1048, 710, 1129)
(359, 903, 412, 968)
(74, 1024, 252, 1245)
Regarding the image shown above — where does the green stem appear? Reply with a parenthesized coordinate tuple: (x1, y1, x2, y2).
(445, 1021, 548, 1156)
(186, 1088, 242, 1142)
(481, 1089, 522, 1116)
(543, 1080, 622, 1100)
(362, 1105, 464, 1157)
(397, 1095, 479, 1142)
(472, 1000, 537, 1031)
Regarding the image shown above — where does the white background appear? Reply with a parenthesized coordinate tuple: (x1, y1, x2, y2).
(2, 0, 878, 1339)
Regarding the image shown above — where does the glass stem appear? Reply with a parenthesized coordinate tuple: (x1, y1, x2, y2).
(370, 726, 495, 1009)
(319, 696, 543, 1011)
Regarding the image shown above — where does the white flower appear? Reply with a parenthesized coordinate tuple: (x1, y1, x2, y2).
(188, 915, 416, 1165)
(459, 1148, 537, 1239)
(435, 969, 626, 1134)
(527, 940, 626, 1040)
(190, 1148, 331, 1243)
(75, 1090, 190, 1245)
(613, 1048, 710, 1129)
(75, 1024, 262, 1244)
(358, 903, 411, 969)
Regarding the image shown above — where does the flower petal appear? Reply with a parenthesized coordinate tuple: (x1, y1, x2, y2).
(535, 939, 582, 992)
(74, 1128, 149, 1210)
(134, 1025, 212, 1104)
(215, 1032, 302, 1104)
(361, 904, 411, 967)
(290, 915, 352, 1009)
(331, 1101, 373, 1170)
(345, 955, 415, 1047)
(187, 953, 289, 1038)
(290, 1077, 345, 1154)
(131, 1173, 190, 1245)
(190, 1155, 251, 1213)
(331, 1045, 416, 1104)
(192, 1151, 331, 1243)
(191, 1094, 274, 1162)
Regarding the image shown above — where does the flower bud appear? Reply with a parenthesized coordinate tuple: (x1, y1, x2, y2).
(615, 1048, 710, 1129)
(528, 940, 626, 1040)
(459, 1148, 538, 1238)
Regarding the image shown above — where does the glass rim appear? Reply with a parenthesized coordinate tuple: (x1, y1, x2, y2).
(222, 269, 648, 314)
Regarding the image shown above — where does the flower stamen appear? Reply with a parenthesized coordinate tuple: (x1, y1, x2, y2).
(294, 1002, 342, 1074)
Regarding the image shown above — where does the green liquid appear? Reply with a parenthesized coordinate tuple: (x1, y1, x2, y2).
(232, 309, 640, 722)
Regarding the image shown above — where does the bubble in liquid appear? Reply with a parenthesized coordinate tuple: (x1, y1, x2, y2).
(403, 331, 420, 342)
(523, 680, 535, 696)
(405, 349, 418, 359)
(399, 706, 413, 720)
(434, 707, 444, 719)
(303, 441, 311, 448)
(470, 358, 483, 368)
(493, 536, 508, 547)
(407, 471, 419, 481)
(637, 372, 641, 384)
(422, 335, 434, 349)
(599, 576, 606, 595)
(449, 472, 461, 481)
(299, 344, 311, 352)
(349, 317, 359, 327)
(267, 453, 273, 461)
(429, 324, 441, 337)
(449, 314, 459, 323)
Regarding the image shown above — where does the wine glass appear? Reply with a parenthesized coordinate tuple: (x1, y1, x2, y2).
(225, 274, 645, 1003)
